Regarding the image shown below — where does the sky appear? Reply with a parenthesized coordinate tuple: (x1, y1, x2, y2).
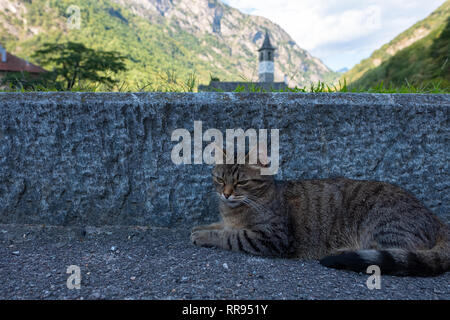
(222, 0, 447, 71)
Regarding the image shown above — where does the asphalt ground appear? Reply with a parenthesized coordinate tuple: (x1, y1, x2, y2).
(0, 223, 449, 300)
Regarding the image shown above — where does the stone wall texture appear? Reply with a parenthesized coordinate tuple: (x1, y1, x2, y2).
(0, 92, 448, 226)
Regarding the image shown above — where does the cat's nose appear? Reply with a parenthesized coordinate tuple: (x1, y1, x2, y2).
(223, 185, 233, 199)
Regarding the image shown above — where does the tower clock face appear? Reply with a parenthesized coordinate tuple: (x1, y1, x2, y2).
(259, 61, 274, 74)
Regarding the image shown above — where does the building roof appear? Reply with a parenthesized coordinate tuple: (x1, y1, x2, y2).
(258, 31, 275, 51)
(0, 51, 47, 74)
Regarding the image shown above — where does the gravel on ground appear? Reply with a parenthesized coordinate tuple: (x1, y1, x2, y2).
(0, 223, 449, 300)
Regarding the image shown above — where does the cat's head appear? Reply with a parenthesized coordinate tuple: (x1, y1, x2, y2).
(212, 160, 274, 208)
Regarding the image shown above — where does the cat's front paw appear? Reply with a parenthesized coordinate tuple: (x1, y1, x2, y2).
(190, 230, 214, 247)
(192, 222, 223, 232)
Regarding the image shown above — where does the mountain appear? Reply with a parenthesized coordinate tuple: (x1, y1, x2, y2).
(350, 16, 450, 89)
(0, 0, 338, 89)
(337, 67, 349, 73)
(343, 0, 450, 88)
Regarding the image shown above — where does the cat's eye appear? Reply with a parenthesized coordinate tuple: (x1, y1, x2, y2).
(236, 181, 249, 187)
(214, 177, 224, 184)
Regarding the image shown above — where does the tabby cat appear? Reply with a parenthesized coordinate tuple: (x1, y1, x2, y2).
(191, 157, 450, 276)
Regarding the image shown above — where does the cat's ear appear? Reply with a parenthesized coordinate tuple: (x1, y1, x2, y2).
(258, 147, 270, 167)
(248, 145, 270, 170)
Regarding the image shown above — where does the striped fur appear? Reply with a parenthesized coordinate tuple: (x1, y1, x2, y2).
(191, 163, 450, 277)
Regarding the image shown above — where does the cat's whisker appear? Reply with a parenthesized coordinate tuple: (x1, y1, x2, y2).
(245, 201, 270, 217)
(242, 197, 272, 216)
(244, 196, 273, 215)
(241, 198, 261, 214)
(202, 191, 222, 201)
(245, 194, 270, 206)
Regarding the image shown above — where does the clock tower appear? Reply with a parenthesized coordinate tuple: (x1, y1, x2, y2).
(258, 31, 275, 83)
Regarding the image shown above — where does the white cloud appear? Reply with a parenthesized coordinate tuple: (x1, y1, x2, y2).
(222, 0, 447, 70)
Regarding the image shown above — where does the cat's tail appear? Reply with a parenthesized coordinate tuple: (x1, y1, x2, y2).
(320, 225, 450, 277)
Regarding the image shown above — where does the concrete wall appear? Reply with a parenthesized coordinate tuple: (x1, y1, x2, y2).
(0, 92, 448, 226)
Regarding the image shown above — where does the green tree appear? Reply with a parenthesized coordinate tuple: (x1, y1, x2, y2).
(34, 41, 127, 90)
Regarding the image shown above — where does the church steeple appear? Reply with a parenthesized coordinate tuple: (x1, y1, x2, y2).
(258, 31, 275, 83)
